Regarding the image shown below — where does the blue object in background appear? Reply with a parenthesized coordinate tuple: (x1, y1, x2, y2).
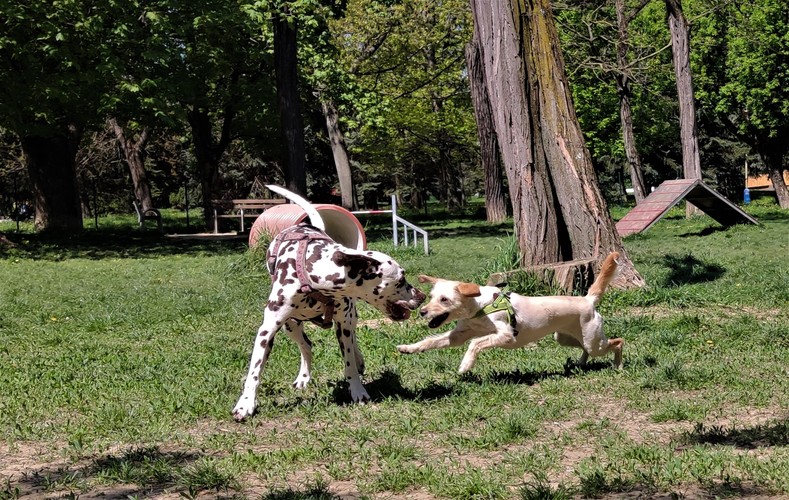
(743, 188, 751, 205)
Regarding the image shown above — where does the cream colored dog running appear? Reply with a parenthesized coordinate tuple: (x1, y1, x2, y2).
(397, 252, 624, 373)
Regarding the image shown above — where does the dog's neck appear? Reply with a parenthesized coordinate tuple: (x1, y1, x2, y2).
(467, 286, 507, 317)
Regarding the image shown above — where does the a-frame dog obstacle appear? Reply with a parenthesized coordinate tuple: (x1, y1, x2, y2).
(616, 179, 759, 237)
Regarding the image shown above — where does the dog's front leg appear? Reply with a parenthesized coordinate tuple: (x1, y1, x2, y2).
(334, 299, 369, 403)
(283, 319, 312, 389)
(458, 324, 518, 373)
(397, 325, 477, 354)
(233, 309, 289, 421)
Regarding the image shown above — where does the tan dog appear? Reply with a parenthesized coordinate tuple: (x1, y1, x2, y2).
(397, 252, 623, 373)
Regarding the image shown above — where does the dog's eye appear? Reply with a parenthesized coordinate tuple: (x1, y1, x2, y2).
(440, 297, 450, 304)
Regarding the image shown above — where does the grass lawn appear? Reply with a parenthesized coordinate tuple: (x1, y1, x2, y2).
(0, 197, 787, 499)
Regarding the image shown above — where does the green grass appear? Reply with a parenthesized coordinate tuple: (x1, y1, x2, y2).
(1, 199, 787, 498)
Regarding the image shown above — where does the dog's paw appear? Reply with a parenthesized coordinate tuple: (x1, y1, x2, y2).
(397, 344, 416, 354)
(293, 374, 311, 389)
(232, 399, 256, 421)
(349, 382, 370, 404)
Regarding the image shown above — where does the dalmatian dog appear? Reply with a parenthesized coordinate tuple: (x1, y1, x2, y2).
(232, 185, 425, 421)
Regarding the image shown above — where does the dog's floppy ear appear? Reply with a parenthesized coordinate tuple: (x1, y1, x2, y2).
(456, 282, 481, 297)
(332, 250, 379, 269)
(418, 275, 438, 284)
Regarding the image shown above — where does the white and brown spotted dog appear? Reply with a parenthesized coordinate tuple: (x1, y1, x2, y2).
(233, 185, 425, 421)
(397, 252, 623, 373)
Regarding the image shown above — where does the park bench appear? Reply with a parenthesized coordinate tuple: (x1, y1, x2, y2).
(211, 198, 286, 233)
(133, 200, 162, 232)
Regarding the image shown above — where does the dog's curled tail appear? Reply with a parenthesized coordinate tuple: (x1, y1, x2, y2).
(266, 184, 326, 232)
(586, 252, 620, 306)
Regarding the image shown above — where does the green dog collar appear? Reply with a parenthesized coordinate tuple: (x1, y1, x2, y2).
(471, 291, 517, 328)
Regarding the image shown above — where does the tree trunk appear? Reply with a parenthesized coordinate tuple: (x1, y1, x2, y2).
(469, 0, 562, 266)
(108, 118, 154, 211)
(666, 0, 702, 217)
(767, 166, 789, 208)
(274, 13, 307, 197)
(22, 126, 83, 232)
(615, 0, 648, 204)
(187, 107, 233, 228)
(321, 98, 356, 210)
(762, 150, 789, 208)
(465, 38, 507, 223)
(470, 0, 644, 289)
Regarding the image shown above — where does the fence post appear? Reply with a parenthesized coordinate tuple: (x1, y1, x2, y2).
(391, 194, 398, 246)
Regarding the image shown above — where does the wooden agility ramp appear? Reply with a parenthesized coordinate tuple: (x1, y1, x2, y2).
(616, 179, 759, 237)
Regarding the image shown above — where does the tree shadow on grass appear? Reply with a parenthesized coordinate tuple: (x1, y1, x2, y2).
(6, 446, 237, 499)
(577, 473, 778, 500)
(681, 419, 789, 449)
(678, 224, 730, 237)
(262, 483, 342, 499)
(0, 229, 248, 261)
(661, 253, 725, 286)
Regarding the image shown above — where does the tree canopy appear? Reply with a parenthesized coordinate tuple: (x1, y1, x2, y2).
(1, 0, 787, 229)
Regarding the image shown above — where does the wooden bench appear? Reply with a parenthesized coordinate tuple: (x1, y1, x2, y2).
(212, 198, 286, 233)
(133, 200, 162, 232)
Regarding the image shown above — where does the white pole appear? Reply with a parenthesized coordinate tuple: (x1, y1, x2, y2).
(391, 194, 398, 246)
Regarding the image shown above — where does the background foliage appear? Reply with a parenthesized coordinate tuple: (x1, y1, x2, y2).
(1, 0, 787, 220)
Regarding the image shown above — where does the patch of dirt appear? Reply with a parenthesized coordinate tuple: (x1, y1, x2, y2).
(2, 402, 786, 499)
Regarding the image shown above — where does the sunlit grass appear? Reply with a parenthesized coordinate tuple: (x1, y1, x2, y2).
(1, 200, 787, 498)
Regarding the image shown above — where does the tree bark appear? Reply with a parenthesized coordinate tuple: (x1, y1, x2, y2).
(762, 149, 789, 208)
(465, 38, 507, 223)
(470, 0, 644, 289)
(187, 106, 233, 228)
(274, 13, 307, 197)
(22, 125, 83, 232)
(666, 0, 702, 216)
(321, 98, 356, 210)
(767, 166, 789, 208)
(615, 0, 648, 204)
(108, 118, 154, 211)
(470, 0, 562, 266)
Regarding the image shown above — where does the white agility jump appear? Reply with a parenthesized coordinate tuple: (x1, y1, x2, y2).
(352, 195, 429, 255)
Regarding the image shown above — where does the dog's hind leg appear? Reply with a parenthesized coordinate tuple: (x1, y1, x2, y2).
(554, 332, 589, 366)
(233, 310, 290, 421)
(284, 319, 313, 389)
(581, 318, 624, 370)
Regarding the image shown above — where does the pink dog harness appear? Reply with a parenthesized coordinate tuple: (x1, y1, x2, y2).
(269, 225, 336, 327)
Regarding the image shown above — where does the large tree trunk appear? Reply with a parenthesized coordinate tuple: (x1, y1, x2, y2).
(666, 0, 702, 216)
(274, 13, 307, 197)
(321, 98, 356, 210)
(465, 38, 507, 223)
(470, 0, 644, 289)
(108, 118, 154, 211)
(615, 0, 649, 204)
(22, 125, 83, 232)
(469, 0, 562, 266)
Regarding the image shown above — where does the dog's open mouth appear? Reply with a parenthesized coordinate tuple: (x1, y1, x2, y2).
(428, 312, 449, 329)
(387, 301, 413, 321)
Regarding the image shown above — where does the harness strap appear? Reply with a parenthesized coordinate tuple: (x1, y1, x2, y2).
(269, 226, 335, 327)
(471, 291, 517, 329)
